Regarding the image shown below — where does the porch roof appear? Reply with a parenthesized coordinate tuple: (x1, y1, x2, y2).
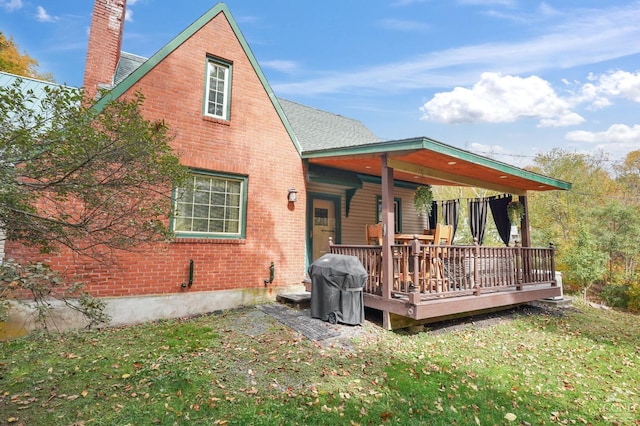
(302, 137, 571, 195)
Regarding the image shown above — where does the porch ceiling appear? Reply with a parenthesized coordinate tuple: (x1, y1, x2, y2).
(302, 137, 571, 194)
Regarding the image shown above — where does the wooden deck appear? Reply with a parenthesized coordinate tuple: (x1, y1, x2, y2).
(318, 238, 561, 329)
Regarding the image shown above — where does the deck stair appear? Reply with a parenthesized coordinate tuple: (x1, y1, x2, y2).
(276, 292, 311, 310)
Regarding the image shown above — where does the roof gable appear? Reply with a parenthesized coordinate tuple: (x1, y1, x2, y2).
(91, 2, 301, 154)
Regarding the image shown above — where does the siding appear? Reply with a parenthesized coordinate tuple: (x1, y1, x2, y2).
(308, 181, 428, 245)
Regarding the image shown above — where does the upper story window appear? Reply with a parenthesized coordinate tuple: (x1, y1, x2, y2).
(204, 58, 231, 120)
(173, 171, 247, 238)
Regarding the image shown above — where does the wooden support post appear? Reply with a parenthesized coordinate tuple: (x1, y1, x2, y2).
(473, 237, 482, 296)
(409, 237, 421, 304)
(515, 239, 523, 290)
(519, 195, 531, 248)
(549, 242, 557, 286)
(381, 155, 395, 330)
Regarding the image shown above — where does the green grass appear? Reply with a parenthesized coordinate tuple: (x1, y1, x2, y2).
(1, 301, 638, 425)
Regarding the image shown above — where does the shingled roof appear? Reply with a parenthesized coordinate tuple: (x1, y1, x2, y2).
(277, 99, 381, 153)
(114, 52, 148, 86)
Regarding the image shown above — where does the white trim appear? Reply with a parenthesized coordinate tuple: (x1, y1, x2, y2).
(204, 59, 230, 119)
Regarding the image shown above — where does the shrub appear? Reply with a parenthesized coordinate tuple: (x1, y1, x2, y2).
(627, 282, 640, 313)
(599, 284, 629, 309)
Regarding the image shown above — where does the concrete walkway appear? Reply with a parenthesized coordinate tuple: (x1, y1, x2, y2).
(257, 303, 340, 341)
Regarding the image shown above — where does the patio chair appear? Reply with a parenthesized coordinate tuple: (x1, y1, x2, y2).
(430, 224, 453, 293)
(433, 223, 453, 246)
(365, 223, 383, 245)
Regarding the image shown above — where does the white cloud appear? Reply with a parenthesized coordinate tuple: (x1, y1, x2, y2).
(565, 124, 640, 157)
(391, 0, 429, 6)
(35, 6, 58, 23)
(467, 142, 530, 167)
(576, 70, 640, 109)
(538, 112, 585, 128)
(272, 3, 640, 97)
(565, 124, 640, 144)
(376, 19, 429, 32)
(419, 72, 581, 126)
(0, 0, 22, 11)
(458, 0, 515, 6)
(125, 8, 134, 22)
(261, 60, 299, 74)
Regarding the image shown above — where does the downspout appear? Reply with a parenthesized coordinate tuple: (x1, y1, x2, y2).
(264, 262, 275, 286)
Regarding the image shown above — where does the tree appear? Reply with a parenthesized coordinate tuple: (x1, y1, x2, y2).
(0, 79, 187, 325)
(526, 149, 614, 267)
(615, 150, 640, 205)
(592, 201, 640, 285)
(561, 226, 608, 301)
(0, 32, 53, 81)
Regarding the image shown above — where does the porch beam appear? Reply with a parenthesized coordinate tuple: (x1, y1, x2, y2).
(386, 158, 526, 195)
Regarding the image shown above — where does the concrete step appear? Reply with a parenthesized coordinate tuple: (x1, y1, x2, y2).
(276, 292, 311, 310)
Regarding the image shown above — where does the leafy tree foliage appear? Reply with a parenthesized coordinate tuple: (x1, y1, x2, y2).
(0, 79, 187, 326)
(561, 226, 608, 300)
(527, 149, 640, 305)
(0, 32, 53, 81)
(527, 149, 613, 246)
(591, 201, 640, 285)
(614, 150, 640, 205)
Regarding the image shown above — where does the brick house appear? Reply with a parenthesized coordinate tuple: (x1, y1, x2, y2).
(5, 1, 310, 330)
(3, 1, 570, 332)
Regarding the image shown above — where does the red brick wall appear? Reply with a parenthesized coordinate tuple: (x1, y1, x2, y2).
(83, 0, 126, 99)
(8, 9, 307, 297)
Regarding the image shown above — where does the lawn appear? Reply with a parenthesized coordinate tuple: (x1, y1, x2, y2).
(1, 300, 638, 425)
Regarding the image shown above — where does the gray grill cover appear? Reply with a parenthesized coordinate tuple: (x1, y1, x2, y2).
(308, 254, 367, 325)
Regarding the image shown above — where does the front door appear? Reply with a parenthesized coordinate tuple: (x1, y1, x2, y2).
(310, 196, 339, 261)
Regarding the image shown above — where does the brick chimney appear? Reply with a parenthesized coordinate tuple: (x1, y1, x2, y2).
(84, 0, 127, 99)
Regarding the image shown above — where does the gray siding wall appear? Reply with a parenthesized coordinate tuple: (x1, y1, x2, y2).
(308, 181, 428, 245)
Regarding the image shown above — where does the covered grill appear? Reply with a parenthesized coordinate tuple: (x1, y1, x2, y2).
(308, 254, 366, 325)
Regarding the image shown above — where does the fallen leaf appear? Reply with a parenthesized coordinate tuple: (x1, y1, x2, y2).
(121, 374, 131, 379)
(505, 412, 517, 421)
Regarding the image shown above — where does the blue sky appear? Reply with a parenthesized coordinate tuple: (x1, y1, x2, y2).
(2, 0, 639, 167)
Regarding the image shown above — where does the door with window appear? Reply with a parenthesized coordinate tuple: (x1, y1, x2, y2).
(309, 195, 340, 261)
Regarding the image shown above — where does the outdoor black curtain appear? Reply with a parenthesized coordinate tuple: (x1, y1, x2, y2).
(489, 195, 513, 246)
(428, 201, 438, 230)
(469, 198, 489, 245)
(444, 199, 460, 239)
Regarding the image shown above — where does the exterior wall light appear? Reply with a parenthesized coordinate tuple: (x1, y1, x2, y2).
(287, 188, 298, 203)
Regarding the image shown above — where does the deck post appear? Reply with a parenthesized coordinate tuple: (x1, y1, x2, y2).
(519, 195, 531, 248)
(381, 155, 395, 330)
(409, 237, 421, 304)
(473, 237, 482, 296)
(549, 242, 557, 286)
(515, 239, 523, 290)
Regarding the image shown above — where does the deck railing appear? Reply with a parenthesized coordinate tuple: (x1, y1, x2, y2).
(329, 238, 556, 301)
